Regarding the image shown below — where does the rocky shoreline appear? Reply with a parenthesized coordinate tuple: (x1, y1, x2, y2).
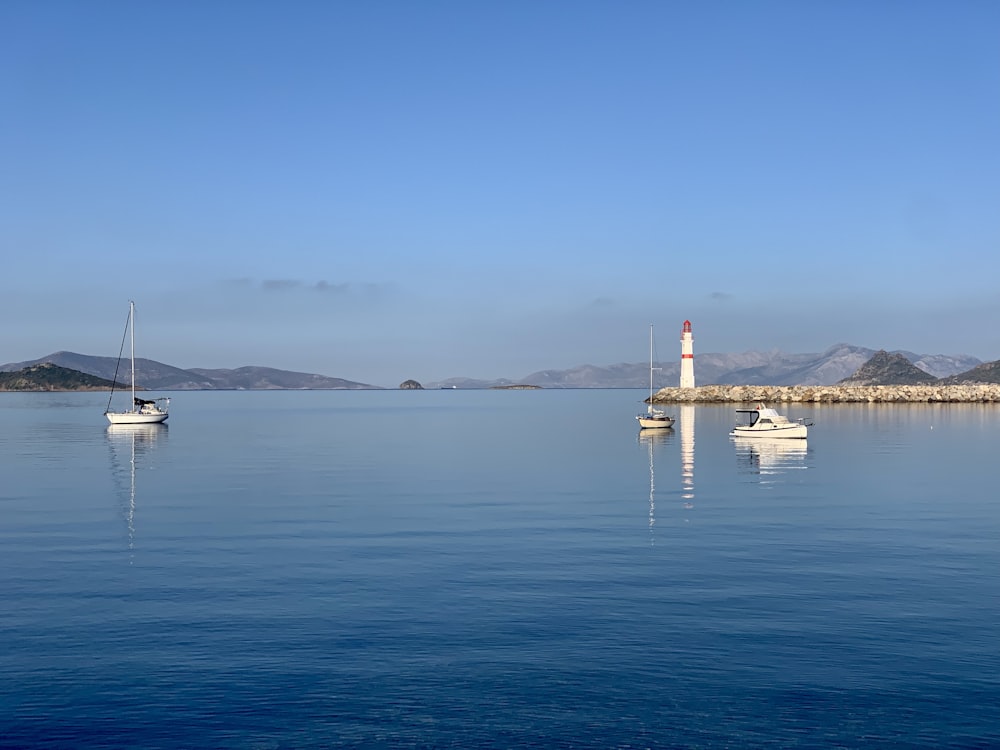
(652, 384, 1000, 404)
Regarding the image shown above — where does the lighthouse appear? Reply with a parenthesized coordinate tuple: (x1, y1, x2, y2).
(680, 320, 695, 389)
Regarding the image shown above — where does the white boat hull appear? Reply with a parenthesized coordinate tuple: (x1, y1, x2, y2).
(106, 410, 168, 425)
(730, 424, 807, 439)
(637, 415, 674, 429)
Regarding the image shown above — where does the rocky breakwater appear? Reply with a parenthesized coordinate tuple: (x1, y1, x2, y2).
(652, 384, 1000, 404)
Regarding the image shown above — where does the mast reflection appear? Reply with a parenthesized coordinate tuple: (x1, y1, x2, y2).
(638, 427, 673, 544)
(107, 423, 167, 558)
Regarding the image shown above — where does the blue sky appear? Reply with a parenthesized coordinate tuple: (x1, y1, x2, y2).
(2, 1, 998, 386)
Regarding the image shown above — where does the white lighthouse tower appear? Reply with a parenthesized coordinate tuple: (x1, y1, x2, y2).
(680, 320, 695, 389)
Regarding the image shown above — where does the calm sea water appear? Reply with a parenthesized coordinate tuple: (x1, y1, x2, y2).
(2, 390, 998, 749)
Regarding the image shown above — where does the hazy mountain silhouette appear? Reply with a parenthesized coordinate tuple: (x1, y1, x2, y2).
(2, 345, 986, 390)
(1, 352, 375, 390)
(426, 344, 980, 388)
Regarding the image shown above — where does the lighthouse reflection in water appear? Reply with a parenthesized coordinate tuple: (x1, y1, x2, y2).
(679, 404, 695, 503)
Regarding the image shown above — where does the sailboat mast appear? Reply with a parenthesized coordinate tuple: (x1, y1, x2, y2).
(648, 324, 654, 415)
(129, 300, 136, 407)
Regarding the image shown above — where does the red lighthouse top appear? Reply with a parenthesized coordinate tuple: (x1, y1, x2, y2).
(682, 320, 692, 333)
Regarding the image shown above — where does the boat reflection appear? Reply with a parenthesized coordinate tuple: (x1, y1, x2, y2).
(732, 435, 808, 482)
(638, 426, 674, 446)
(638, 427, 673, 544)
(107, 423, 167, 558)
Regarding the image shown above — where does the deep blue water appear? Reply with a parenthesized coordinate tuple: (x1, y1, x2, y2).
(2, 390, 999, 748)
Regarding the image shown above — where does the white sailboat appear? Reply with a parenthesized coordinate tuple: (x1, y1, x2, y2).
(104, 301, 170, 425)
(636, 325, 674, 429)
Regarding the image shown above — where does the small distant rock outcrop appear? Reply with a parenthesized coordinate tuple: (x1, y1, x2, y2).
(838, 350, 937, 386)
(0, 363, 115, 391)
(399, 379, 424, 389)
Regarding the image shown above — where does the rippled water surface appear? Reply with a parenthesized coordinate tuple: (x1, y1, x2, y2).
(2, 390, 998, 748)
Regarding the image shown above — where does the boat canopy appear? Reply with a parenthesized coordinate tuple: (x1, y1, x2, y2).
(736, 403, 780, 416)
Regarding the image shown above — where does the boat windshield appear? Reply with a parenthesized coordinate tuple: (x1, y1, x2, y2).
(735, 410, 760, 427)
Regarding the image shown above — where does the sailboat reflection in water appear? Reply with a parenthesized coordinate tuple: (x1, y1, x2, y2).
(107, 423, 167, 559)
(638, 426, 673, 544)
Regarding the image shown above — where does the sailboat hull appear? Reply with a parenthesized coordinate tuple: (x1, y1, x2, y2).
(637, 415, 674, 429)
(106, 410, 168, 425)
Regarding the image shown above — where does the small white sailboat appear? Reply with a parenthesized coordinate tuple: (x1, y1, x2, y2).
(730, 403, 811, 439)
(104, 301, 169, 425)
(636, 325, 674, 429)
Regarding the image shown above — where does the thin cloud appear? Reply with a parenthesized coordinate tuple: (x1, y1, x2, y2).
(262, 279, 302, 291)
(218, 277, 391, 299)
(222, 278, 254, 288)
(589, 297, 616, 308)
(710, 291, 734, 301)
(315, 281, 351, 294)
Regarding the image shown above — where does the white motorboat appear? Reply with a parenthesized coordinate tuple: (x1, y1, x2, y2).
(730, 403, 811, 439)
(104, 301, 170, 425)
(636, 325, 674, 429)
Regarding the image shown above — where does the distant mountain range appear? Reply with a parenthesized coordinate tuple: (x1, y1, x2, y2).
(0, 352, 373, 390)
(426, 344, 984, 389)
(0, 344, 992, 390)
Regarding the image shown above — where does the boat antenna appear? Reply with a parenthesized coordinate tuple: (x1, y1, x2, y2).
(104, 303, 133, 415)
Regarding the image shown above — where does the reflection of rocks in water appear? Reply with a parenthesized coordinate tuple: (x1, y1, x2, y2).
(732, 436, 808, 481)
(107, 424, 168, 557)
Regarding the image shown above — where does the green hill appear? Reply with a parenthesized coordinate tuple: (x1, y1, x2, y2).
(937, 360, 1000, 385)
(838, 350, 938, 386)
(0, 363, 116, 391)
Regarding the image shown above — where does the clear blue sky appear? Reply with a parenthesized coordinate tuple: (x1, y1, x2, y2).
(2, 1, 998, 386)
